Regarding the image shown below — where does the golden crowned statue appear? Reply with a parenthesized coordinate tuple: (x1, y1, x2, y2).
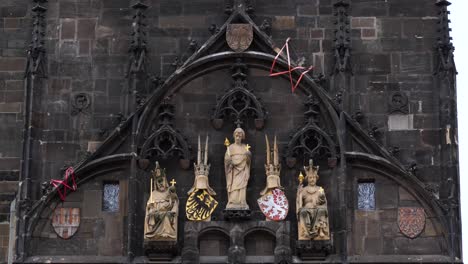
(224, 127, 251, 210)
(186, 135, 218, 221)
(296, 160, 330, 240)
(144, 162, 179, 241)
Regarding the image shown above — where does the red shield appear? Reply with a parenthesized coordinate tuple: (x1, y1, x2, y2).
(226, 24, 253, 52)
(398, 207, 425, 239)
(52, 208, 80, 239)
(257, 188, 289, 221)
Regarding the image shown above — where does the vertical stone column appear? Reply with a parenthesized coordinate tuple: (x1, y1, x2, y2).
(434, 0, 459, 261)
(126, 0, 148, 260)
(331, 1, 351, 263)
(15, 0, 48, 261)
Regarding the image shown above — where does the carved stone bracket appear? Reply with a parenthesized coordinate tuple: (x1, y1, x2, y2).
(332, 0, 352, 75)
(285, 95, 337, 168)
(140, 102, 191, 169)
(144, 240, 177, 261)
(211, 58, 266, 130)
(296, 240, 333, 261)
(223, 209, 251, 221)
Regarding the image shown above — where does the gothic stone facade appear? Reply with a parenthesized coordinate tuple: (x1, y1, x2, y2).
(0, 0, 460, 263)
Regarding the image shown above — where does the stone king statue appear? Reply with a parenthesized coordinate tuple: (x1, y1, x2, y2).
(224, 127, 251, 210)
(144, 162, 179, 241)
(296, 160, 330, 240)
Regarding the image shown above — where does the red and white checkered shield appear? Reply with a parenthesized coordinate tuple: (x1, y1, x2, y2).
(257, 188, 289, 221)
(52, 208, 80, 239)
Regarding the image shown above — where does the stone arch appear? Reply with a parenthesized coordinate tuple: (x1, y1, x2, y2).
(244, 229, 277, 257)
(198, 228, 230, 257)
(345, 152, 449, 254)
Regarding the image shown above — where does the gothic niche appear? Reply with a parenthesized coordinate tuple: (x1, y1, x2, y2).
(284, 95, 337, 168)
(140, 101, 191, 169)
(211, 58, 266, 129)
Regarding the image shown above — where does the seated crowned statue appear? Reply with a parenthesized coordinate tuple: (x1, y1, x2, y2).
(144, 162, 179, 241)
(296, 160, 330, 240)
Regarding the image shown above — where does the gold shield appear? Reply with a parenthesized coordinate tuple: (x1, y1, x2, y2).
(226, 24, 253, 52)
(186, 189, 218, 221)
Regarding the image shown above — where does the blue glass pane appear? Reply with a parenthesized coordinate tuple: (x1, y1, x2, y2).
(103, 183, 119, 212)
(357, 182, 375, 210)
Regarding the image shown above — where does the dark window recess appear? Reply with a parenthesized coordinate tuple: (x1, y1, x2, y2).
(199, 230, 229, 256)
(245, 231, 275, 256)
(357, 182, 375, 210)
(102, 182, 119, 212)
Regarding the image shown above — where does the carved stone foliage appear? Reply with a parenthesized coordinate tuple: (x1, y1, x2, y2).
(211, 58, 266, 130)
(285, 95, 337, 168)
(332, 1, 352, 75)
(140, 102, 191, 169)
(71, 93, 91, 116)
(388, 91, 408, 114)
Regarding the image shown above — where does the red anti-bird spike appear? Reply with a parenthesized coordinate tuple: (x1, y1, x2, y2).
(269, 38, 314, 93)
(50, 167, 77, 201)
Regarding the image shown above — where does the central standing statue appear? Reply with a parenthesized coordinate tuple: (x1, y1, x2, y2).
(224, 127, 251, 210)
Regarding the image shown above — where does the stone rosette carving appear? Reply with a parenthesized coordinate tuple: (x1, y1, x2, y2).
(398, 207, 425, 239)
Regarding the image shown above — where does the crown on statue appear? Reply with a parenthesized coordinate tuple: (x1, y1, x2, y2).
(265, 163, 280, 176)
(304, 159, 319, 181)
(194, 163, 210, 177)
(265, 134, 281, 176)
(195, 135, 210, 176)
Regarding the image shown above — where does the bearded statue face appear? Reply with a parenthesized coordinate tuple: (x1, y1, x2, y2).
(156, 177, 167, 192)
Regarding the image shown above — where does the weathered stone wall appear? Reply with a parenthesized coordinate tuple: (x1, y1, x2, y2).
(0, 0, 459, 262)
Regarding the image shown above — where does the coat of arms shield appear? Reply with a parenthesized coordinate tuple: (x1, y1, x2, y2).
(52, 208, 80, 239)
(398, 207, 425, 238)
(226, 24, 253, 52)
(257, 188, 289, 221)
(186, 189, 218, 221)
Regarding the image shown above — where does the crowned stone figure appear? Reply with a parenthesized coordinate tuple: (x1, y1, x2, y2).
(296, 160, 330, 240)
(186, 135, 218, 221)
(144, 162, 179, 241)
(224, 127, 251, 210)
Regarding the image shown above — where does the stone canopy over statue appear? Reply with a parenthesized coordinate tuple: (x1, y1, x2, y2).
(296, 160, 330, 240)
(144, 162, 179, 241)
(224, 127, 251, 210)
